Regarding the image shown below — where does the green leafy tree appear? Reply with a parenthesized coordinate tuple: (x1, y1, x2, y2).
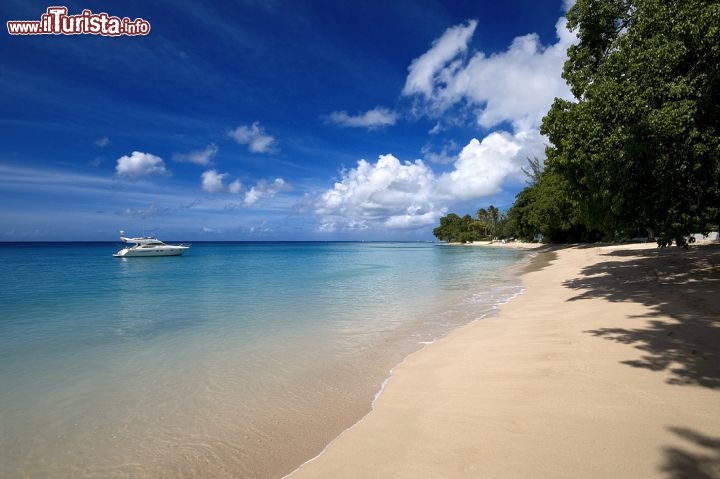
(433, 213, 480, 242)
(507, 168, 603, 243)
(541, 0, 720, 247)
(434, 208, 504, 242)
(433, 213, 460, 242)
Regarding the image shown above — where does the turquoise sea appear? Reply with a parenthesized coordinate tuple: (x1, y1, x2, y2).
(0, 242, 528, 478)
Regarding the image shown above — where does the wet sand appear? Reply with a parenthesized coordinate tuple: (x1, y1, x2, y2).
(288, 243, 720, 478)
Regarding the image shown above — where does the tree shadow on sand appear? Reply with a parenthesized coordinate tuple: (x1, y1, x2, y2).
(662, 427, 720, 479)
(562, 244, 720, 389)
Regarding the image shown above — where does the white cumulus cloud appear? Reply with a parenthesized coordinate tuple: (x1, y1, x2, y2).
(315, 154, 440, 231)
(228, 122, 277, 153)
(228, 179, 242, 194)
(328, 107, 398, 129)
(314, 130, 541, 231)
(115, 151, 168, 178)
(201, 169, 228, 193)
(173, 143, 218, 165)
(436, 133, 521, 200)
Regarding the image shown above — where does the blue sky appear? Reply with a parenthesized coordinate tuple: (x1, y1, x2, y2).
(1, 0, 574, 240)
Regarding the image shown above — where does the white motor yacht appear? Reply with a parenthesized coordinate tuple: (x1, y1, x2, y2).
(113, 233, 190, 257)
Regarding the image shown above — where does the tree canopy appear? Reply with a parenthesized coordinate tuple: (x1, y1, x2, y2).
(433, 207, 506, 243)
(541, 0, 720, 246)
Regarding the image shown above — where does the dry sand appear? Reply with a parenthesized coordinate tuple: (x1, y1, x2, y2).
(288, 243, 720, 478)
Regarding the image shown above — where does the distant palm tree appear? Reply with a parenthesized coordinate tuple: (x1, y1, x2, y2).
(476, 208, 490, 236)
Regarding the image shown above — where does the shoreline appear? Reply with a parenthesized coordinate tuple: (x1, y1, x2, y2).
(282, 248, 535, 478)
(443, 240, 546, 250)
(283, 285, 530, 479)
(287, 243, 720, 478)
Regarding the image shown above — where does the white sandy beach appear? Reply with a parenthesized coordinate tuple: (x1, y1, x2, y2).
(446, 240, 546, 250)
(289, 243, 720, 478)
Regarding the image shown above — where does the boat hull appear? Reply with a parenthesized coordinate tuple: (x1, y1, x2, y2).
(113, 246, 189, 257)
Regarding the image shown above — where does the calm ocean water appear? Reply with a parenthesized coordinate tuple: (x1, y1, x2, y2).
(0, 242, 528, 478)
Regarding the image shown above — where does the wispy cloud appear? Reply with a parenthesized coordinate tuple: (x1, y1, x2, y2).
(403, 20, 478, 97)
(115, 151, 169, 179)
(94, 136, 110, 147)
(0, 164, 204, 215)
(244, 178, 290, 206)
(116, 200, 199, 219)
(402, 17, 575, 132)
(0, 164, 115, 189)
(173, 143, 218, 165)
(327, 107, 398, 129)
(116, 204, 174, 219)
(421, 140, 458, 164)
(228, 122, 277, 153)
